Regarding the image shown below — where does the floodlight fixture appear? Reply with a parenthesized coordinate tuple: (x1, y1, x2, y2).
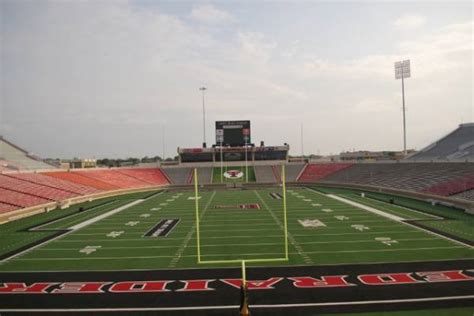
(394, 59, 411, 155)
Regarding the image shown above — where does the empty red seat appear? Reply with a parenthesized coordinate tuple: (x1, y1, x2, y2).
(43, 172, 118, 190)
(298, 163, 353, 182)
(74, 170, 150, 188)
(422, 175, 474, 196)
(0, 188, 50, 208)
(0, 174, 76, 200)
(117, 168, 170, 185)
(10, 173, 99, 195)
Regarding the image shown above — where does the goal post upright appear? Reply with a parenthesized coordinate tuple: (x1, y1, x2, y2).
(193, 168, 202, 263)
(281, 163, 289, 260)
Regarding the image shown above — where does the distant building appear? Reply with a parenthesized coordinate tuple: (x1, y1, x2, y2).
(339, 150, 415, 161)
(63, 158, 97, 169)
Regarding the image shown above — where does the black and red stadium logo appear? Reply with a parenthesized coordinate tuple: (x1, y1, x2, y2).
(223, 169, 244, 179)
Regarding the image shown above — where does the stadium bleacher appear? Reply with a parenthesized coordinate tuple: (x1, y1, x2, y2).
(254, 165, 277, 183)
(116, 168, 169, 186)
(408, 123, 474, 161)
(73, 170, 151, 189)
(161, 167, 192, 185)
(8, 172, 99, 195)
(320, 162, 474, 193)
(190, 167, 212, 184)
(298, 163, 353, 182)
(0, 174, 77, 200)
(43, 171, 118, 190)
(422, 175, 474, 197)
(0, 188, 50, 208)
(0, 136, 54, 170)
(282, 163, 305, 182)
(451, 189, 474, 201)
(0, 159, 22, 171)
(0, 168, 171, 214)
(0, 202, 18, 214)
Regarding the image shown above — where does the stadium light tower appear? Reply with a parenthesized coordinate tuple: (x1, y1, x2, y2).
(394, 60, 411, 155)
(200, 87, 207, 148)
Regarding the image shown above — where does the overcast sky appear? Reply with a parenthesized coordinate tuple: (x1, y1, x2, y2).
(1, 0, 472, 159)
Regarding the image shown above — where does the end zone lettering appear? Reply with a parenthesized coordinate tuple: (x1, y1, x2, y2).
(1, 270, 472, 294)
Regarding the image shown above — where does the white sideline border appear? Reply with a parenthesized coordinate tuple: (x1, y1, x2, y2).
(315, 191, 473, 249)
(0, 192, 165, 263)
(1, 295, 473, 312)
(69, 200, 144, 230)
(327, 194, 406, 221)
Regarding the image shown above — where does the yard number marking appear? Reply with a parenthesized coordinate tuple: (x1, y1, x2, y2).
(79, 246, 101, 255)
(125, 221, 140, 226)
(375, 237, 398, 246)
(106, 231, 124, 238)
(351, 224, 370, 231)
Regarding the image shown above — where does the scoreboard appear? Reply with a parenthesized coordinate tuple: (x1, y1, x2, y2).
(215, 120, 251, 146)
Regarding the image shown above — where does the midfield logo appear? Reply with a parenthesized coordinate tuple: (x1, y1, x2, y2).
(223, 169, 243, 179)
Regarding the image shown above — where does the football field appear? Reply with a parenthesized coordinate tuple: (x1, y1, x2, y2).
(1, 187, 472, 272)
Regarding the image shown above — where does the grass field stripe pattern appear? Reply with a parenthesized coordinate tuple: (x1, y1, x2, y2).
(69, 199, 145, 230)
(195, 168, 289, 266)
(169, 190, 216, 268)
(254, 190, 312, 264)
(0, 187, 472, 272)
(327, 194, 406, 221)
(331, 192, 473, 249)
(39, 237, 444, 251)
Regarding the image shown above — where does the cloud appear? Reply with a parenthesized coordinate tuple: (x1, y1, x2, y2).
(237, 32, 276, 63)
(1, 2, 471, 158)
(393, 14, 426, 30)
(190, 4, 233, 24)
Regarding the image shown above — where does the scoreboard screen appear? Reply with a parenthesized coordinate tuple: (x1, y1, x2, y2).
(215, 120, 251, 146)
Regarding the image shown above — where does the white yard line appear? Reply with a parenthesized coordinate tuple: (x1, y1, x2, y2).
(39, 237, 440, 251)
(168, 191, 216, 268)
(3, 294, 474, 313)
(1, 194, 164, 263)
(65, 229, 426, 240)
(68, 200, 145, 230)
(325, 193, 473, 249)
(2, 295, 473, 313)
(30, 201, 118, 231)
(327, 194, 407, 221)
(362, 198, 443, 220)
(14, 245, 467, 261)
(254, 190, 313, 265)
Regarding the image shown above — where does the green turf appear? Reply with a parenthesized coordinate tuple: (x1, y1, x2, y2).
(0, 191, 160, 258)
(315, 186, 474, 242)
(324, 307, 474, 316)
(211, 166, 256, 183)
(0, 187, 472, 272)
